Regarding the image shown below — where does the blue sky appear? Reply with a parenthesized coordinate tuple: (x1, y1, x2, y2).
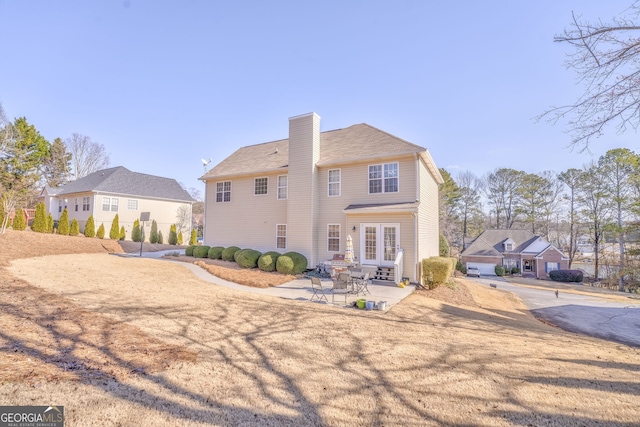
(0, 0, 637, 196)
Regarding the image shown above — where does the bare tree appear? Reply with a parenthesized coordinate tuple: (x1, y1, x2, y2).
(559, 168, 584, 268)
(456, 170, 483, 249)
(66, 133, 110, 180)
(483, 168, 524, 229)
(175, 204, 192, 236)
(542, 3, 640, 147)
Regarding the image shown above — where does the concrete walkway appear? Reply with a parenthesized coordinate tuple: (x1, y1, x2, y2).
(122, 250, 415, 310)
(469, 276, 640, 347)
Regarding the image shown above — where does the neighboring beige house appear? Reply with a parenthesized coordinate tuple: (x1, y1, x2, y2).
(39, 166, 195, 240)
(460, 229, 569, 278)
(200, 113, 443, 284)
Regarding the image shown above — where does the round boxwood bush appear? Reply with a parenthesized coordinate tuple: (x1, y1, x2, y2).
(549, 269, 583, 283)
(233, 248, 245, 262)
(193, 245, 211, 258)
(235, 249, 262, 269)
(276, 251, 308, 275)
(258, 251, 281, 272)
(208, 246, 225, 259)
(494, 265, 505, 276)
(185, 245, 196, 257)
(222, 246, 241, 261)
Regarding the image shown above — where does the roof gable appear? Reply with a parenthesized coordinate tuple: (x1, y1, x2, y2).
(462, 229, 537, 257)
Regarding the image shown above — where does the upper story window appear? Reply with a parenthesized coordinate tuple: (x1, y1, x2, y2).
(277, 175, 288, 200)
(82, 197, 90, 211)
(216, 181, 231, 203)
(328, 169, 341, 197)
(254, 177, 268, 195)
(369, 162, 399, 194)
(127, 199, 138, 210)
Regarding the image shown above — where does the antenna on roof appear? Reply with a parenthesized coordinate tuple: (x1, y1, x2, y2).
(201, 158, 212, 171)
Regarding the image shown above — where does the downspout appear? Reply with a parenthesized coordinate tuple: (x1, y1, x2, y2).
(415, 154, 419, 283)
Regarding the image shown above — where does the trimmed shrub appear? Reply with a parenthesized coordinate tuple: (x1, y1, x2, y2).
(455, 260, 467, 274)
(233, 248, 245, 262)
(511, 267, 520, 275)
(149, 220, 159, 244)
(422, 257, 453, 289)
(177, 232, 183, 245)
(549, 269, 583, 283)
(31, 202, 47, 232)
(495, 265, 505, 276)
(132, 219, 141, 242)
(235, 249, 262, 269)
(96, 223, 105, 239)
(439, 234, 450, 257)
(208, 246, 225, 259)
(58, 208, 70, 235)
(158, 230, 164, 244)
(189, 229, 197, 245)
(169, 224, 178, 245)
(185, 245, 196, 256)
(119, 226, 126, 241)
(12, 208, 26, 231)
(46, 213, 54, 233)
(258, 251, 281, 272)
(109, 214, 120, 240)
(84, 215, 95, 237)
(222, 246, 241, 261)
(70, 219, 79, 236)
(193, 245, 211, 258)
(276, 251, 308, 275)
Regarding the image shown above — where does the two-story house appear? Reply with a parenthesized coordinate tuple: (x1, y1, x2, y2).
(200, 113, 443, 283)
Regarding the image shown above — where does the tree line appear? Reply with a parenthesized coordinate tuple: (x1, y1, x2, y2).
(439, 148, 640, 291)
(0, 102, 110, 233)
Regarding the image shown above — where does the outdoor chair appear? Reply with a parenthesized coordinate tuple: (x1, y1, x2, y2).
(310, 276, 329, 303)
(331, 272, 352, 304)
(357, 272, 371, 296)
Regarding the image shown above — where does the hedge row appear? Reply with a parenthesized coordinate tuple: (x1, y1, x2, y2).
(184, 245, 308, 275)
(422, 256, 456, 289)
(549, 269, 584, 283)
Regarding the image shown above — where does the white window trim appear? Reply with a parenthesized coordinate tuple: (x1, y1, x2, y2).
(327, 224, 340, 252)
(254, 177, 268, 196)
(102, 197, 111, 212)
(216, 181, 232, 203)
(82, 196, 90, 212)
(127, 199, 138, 210)
(328, 169, 341, 197)
(368, 162, 399, 194)
(110, 197, 119, 212)
(276, 224, 287, 249)
(277, 175, 288, 200)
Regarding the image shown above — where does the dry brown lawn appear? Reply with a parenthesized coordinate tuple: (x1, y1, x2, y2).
(1, 230, 639, 426)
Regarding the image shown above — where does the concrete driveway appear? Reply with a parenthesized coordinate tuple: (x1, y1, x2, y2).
(469, 276, 640, 347)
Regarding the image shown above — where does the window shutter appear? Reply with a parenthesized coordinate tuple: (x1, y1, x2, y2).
(545, 262, 548, 273)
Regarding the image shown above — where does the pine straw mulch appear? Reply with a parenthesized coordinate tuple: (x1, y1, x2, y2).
(0, 230, 196, 385)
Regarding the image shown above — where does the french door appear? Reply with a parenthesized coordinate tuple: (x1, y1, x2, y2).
(360, 223, 400, 267)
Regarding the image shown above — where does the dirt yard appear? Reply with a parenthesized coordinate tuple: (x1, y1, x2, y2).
(1, 230, 639, 426)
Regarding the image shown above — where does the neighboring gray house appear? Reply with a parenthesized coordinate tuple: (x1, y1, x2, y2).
(200, 112, 444, 284)
(460, 229, 569, 278)
(39, 167, 195, 240)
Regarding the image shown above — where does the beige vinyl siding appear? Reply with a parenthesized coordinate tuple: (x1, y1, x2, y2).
(416, 157, 440, 282)
(315, 155, 417, 277)
(204, 172, 287, 252)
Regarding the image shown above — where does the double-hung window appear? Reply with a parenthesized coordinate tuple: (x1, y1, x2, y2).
(254, 177, 268, 195)
(58, 200, 63, 213)
(546, 262, 560, 272)
(369, 162, 399, 194)
(127, 199, 138, 210)
(74, 198, 79, 212)
(102, 197, 111, 211)
(277, 175, 287, 200)
(328, 224, 340, 252)
(328, 169, 341, 197)
(110, 198, 119, 212)
(216, 181, 231, 202)
(82, 197, 90, 211)
(276, 224, 287, 249)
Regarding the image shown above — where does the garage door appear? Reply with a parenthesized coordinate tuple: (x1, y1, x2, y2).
(466, 262, 496, 276)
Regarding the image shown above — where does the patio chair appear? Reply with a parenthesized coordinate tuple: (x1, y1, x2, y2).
(331, 273, 352, 304)
(310, 276, 329, 303)
(355, 272, 371, 296)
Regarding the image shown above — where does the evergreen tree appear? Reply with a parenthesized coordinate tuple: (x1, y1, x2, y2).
(84, 215, 95, 237)
(46, 213, 54, 233)
(12, 208, 26, 230)
(149, 220, 159, 244)
(168, 224, 178, 245)
(58, 208, 70, 235)
(31, 202, 47, 232)
(70, 218, 79, 236)
(131, 219, 141, 242)
(119, 226, 125, 241)
(177, 232, 183, 245)
(96, 223, 105, 239)
(157, 230, 164, 244)
(109, 214, 120, 240)
(41, 137, 71, 187)
(189, 229, 197, 245)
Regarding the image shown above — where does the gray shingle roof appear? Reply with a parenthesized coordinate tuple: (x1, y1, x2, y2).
(201, 123, 427, 180)
(461, 229, 540, 257)
(52, 167, 194, 202)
